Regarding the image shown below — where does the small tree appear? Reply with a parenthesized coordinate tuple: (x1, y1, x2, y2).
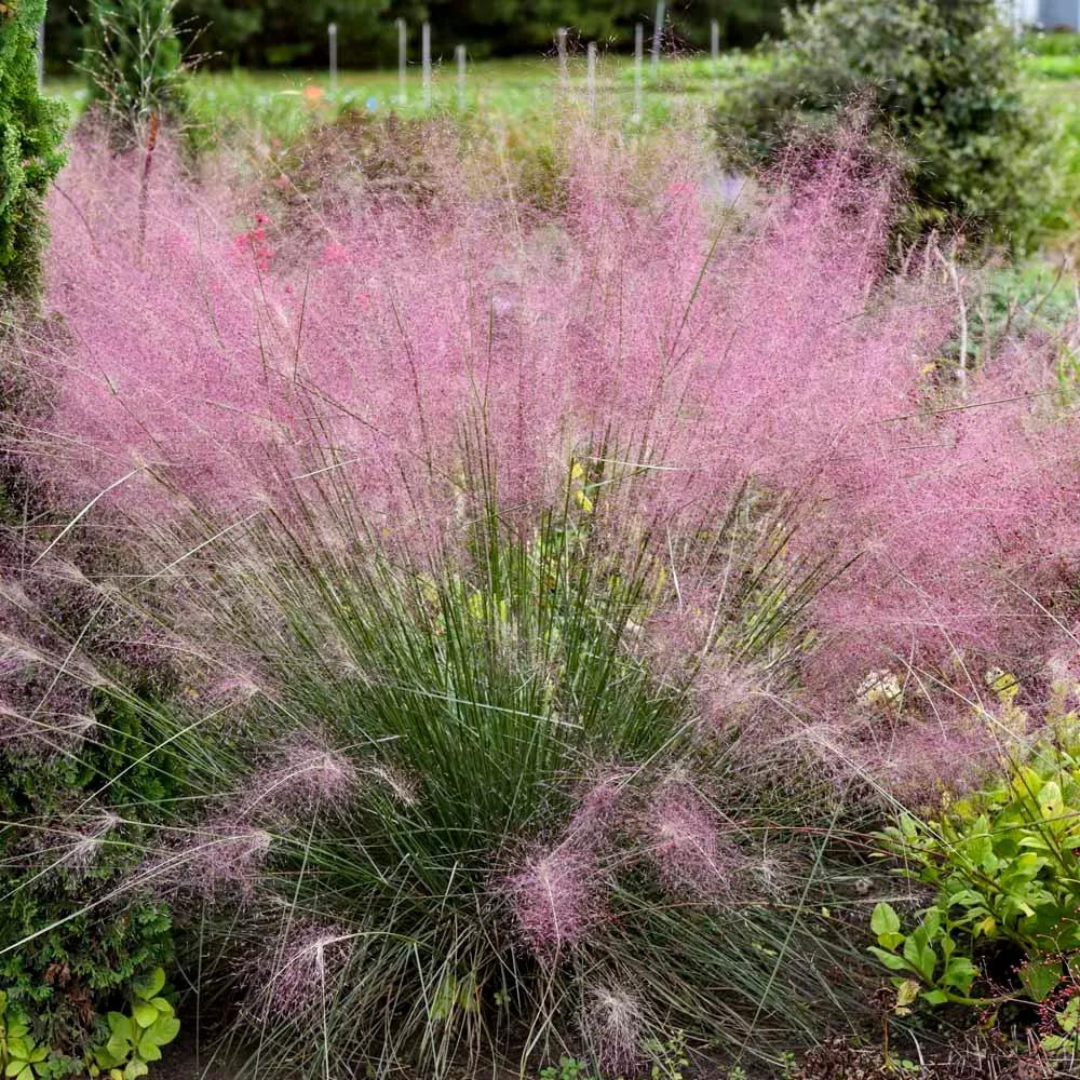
(0, 0, 67, 301)
(716, 0, 1045, 249)
(82, 0, 187, 146)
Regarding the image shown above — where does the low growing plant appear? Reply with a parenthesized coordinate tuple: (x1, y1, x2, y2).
(88, 967, 179, 1079)
(0, 992, 53, 1080)
(870, 712, 1080, 1016)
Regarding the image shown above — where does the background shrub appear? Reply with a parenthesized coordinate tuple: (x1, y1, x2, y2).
(716, 0, 1047, 249)
(0, 0, 66, 301)
(82, 0, 187, 144)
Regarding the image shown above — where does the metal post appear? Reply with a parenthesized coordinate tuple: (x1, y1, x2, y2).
(633, 23, 643, 122)
(557, 27, 568, 88)
(328, 22, 338, 95)
(651, 2, 665, 78)
(710, 19, 720, 89)
(586, 41, 597, 115)
(397, 18, 407, 106)
(421, 22, 431, 109)
(456, 44, 466, 110)
(37, 20, 45, 90)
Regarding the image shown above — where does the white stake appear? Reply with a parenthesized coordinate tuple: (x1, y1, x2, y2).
(710, 18, 720, 89)
(586, 41, 597, 115)
(421, 22, 431, 109)
(37, 20, 45, 90)
(456, 44, 467, 109)
(651, 1, 665, 78)
(557, 27, 568, 88)
(397, 18, 407, 106)
(328, 21, 338, 95)
(633, 23, 643, 122)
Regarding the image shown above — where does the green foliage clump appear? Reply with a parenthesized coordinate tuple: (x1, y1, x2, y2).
(0, 991, 62, 1080)
(870, 706, 1080, 1016)
(0, 690, 178, 1067)
(82, 0, 186, 142)
(88, 968, 180, 1079)
(0, 972, 178, 1080)
(716, 0, 1047, 249)
(0, 0, 67, 300)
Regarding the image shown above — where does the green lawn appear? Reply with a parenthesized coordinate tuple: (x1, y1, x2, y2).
(41, 46, 1080, 244)
(43, 52, 770, 147)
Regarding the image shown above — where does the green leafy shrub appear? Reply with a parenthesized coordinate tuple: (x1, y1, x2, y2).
(716, 0, 1047, 248)
(0, 690, 178, 1069)
(0, 972, 178, 1080)
(0, 992, 57, 1080)
(81, 0, 187, 144)
(88, 967, 180, 1080)
(0, 0, 67, 300)
(870, 711, 1080, 1014)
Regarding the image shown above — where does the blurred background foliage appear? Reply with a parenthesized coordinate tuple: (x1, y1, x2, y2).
(44, 0, 795, 71)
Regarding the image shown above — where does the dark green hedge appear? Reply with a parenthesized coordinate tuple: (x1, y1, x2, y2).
(44, 0, 796, 72)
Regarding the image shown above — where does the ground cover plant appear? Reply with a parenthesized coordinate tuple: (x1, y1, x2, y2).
(9, 11, 1080, 1079)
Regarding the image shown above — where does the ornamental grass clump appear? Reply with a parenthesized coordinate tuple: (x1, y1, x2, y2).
(4, 121, 1080, 1075)
(0, 433, 881, 1076)
(17, 126, 1080, 717)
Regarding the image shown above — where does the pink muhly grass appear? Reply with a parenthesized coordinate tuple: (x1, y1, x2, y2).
(56, 810, 122, 874)
(639, 780, 742, 898)
(152, 818, 272, 904)
(505, 835, 608, 955)
(239, 735, 358, 823)
(567, 772, 629, 838)
(10, 124, 1080, 773)
(0, 695, 96, 754)
(503, 775, 631, 954)
(1, 637, 97, 751)
(17, 809, 123, 878)
(847, 698, 1007, 809)
(363, 760, 419, 806)
(583, 985, 644, 1078)
(203, 671, 263, 706)
(256, 923, 354, 1019)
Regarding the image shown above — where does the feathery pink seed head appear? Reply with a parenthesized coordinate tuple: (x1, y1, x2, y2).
(241, 736, 358, 822)
(153, 819, 272, 904)
(584, 985, 644, 1078)
(53, 811, 122, 875)
(640, 782, 740, 898)
(260, 924, 354, 1018)
(506, 839, 606, 954)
